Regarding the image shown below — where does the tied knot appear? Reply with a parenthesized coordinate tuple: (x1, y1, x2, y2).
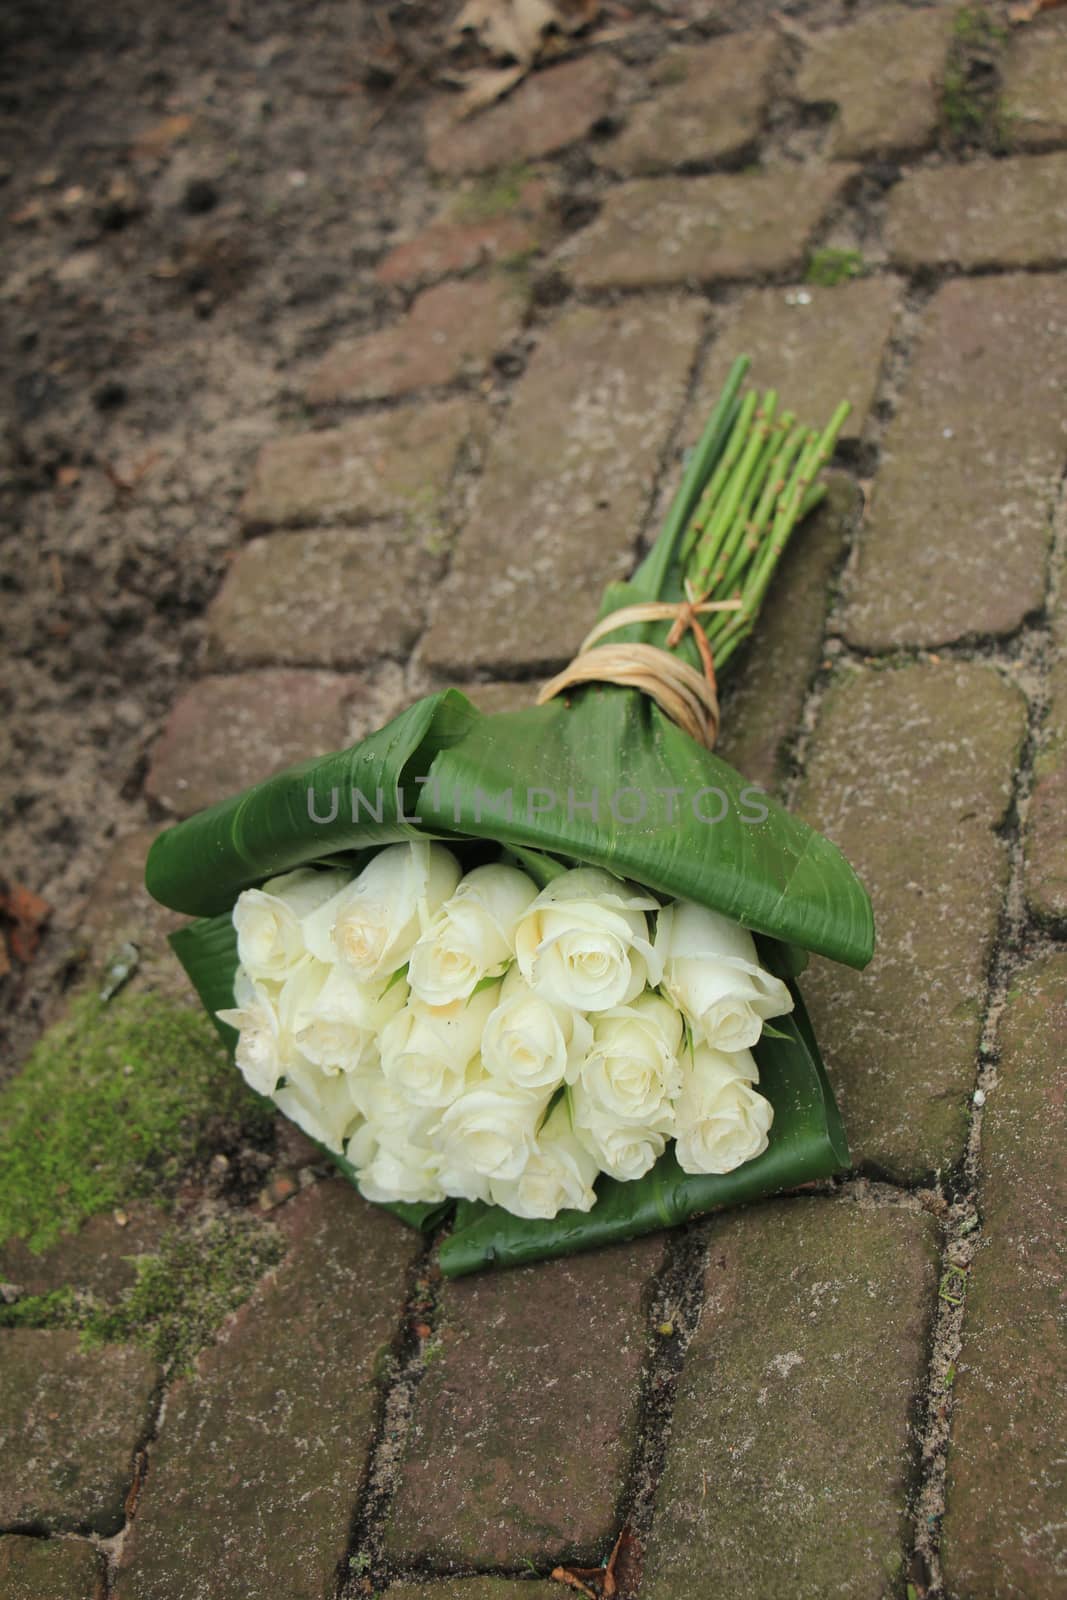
(536, 582, 741, 750)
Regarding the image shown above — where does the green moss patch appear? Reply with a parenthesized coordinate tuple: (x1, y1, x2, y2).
(806, 247, 865, 287)
(942, 6, 1009, 150)
(0, 991, 272, 1253)
(1, 1216, 285, 1374)
(451, 163, 534, 222)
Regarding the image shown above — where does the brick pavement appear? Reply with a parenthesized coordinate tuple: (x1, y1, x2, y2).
(4, 7, 1067, 1598)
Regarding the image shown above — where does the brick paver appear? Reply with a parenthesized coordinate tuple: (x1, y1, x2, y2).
(694, 277, 899, 445)
(424, 54, 619, 174)
(941, 953, 1067, 1597)
(796, 661, 1025, 1182)
(384, 1237, 662, 1567)
(564, 165, 856, 290)
(0, 1536, 104, 1600)
(115, 1182, 418, 1600)
(0, 1331, 158, 1535)
(1026, 651, 1067, 921)
(0, 1203, 165, 1302)
(145, 670, 361, 816)
(887, 153, 1067, 271)
(377, 179, 552, 288)
(239, 399, 478, 532)
(599, 31, 779, 175)
(842, 275, 1067, 650)
(208, 527, 436, 669)
(385, 1585, 562, 1600)
(794, 5, 952, 159)
(641, 1198, 940, 1600)
(307, 277, 526, 405)
(1001, 14, 1067, 148)
(421, 298, 704, 676)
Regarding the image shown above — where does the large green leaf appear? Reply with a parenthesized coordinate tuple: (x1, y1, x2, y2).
(438, 984, 848, 1277)
(417, 689, 873, 969)
(145, 689, 479, 917)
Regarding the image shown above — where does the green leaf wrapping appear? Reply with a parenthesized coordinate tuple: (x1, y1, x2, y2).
(149, 690, 873, 970)
(438, 985, 848, 1277)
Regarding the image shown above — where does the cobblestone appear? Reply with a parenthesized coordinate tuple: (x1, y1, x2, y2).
(145, 670, 361, 816)
(641, 1198, 940, 1600)
(377, 179, 552, 288)
(564, 165, 856, 290)
(239, 399, 477, 532)
(114, 1181, 418, 1600)
(384, 1237, 662, 1567)
(424, 55, 619, 174)
(796, 660, 1026, 1182)
(886, 153, 1067, 271)
(599, 31, 778, 175)
(0, 1536, 104, 1600)
(421, 298, 704, 675)
(941, 953, 1067, 1598)
(842, 275, 1067, 650)
(208, 528, 438, 669)
(795, 6, 952, 159)
(1001, 14, 1067, 149)
(0, 1203, 165, 1302)
(694, 277, 899, 445)
(0, 1331, 158, 1536)
(307, 277, 526, 404)
(1025, 652, 1067, 920)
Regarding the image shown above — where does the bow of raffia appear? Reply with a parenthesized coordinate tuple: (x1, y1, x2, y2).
(537, 580, 742, 750)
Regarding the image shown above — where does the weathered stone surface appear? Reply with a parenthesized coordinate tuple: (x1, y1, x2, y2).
(600, 31, 778, 175)
(942, 952, 1067, 1598)
(208, 527, 437, 669)
(565, 165, 856, 290)
(0, 1535, 104, 1599)
(1002, 14, 1067, 148)
(425, 54, 619, 174)
(0, 1331, 158, 1535)
(795, 5, 953, 158)
(145, 670, 360, 816)
(385, 1585, 561, 1600)
(80, 826, 187, 996)
(695, 277, 898, 446)
(239, 399, 476, 532)
(0, 1203, 166, 1303)
(842, 276, 1067, 649)
(115, 1181, 417, 1600)
(642, 1198, 940, 1600)
(886, 153, 1067, 271)
(716, 475, 858, 793)
(307, 278, 526, 405)
(377, 179, 552, 288)
(384, 1236, 662, 1567)
(795, 661, 1025, 1181)
(421, 299, 704, 675)
(1025, 651, 1067, 920)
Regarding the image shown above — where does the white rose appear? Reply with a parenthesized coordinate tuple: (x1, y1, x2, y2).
(233, 867, 350, 984)
(673, 1043, 773, 1175)
(572, 1085, 671, 1182)
(303, 842, 460, 982)
(489, 1099, 599, 1219)
(217, 960, 327, 1096)
(432, 1082, 547, 1185)
(273, 1062, 362, 1155)
(574, 991, 682, 1125)
(292, 963, 408, 1075)
(514, 868, 661, 1013)
(346, 1120, 444, 1207)
(379, 984, 500, 1108)
(655, 901, 793, 1053)
(408, 862, 538, 1006)
(482, 966, 592, 1093)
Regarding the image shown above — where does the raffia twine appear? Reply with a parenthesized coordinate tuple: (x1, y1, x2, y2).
(536, 583, 742, 750)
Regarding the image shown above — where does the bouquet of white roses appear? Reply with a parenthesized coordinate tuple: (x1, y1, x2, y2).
(147, 359, 872, 1274)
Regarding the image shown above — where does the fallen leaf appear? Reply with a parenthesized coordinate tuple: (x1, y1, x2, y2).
(0, 881, 52, 964)
(450, 62, 527, 118)
(131, 112, 193, 162)
(451, 0, 599, 67)
(1009, 0, 1067, 17)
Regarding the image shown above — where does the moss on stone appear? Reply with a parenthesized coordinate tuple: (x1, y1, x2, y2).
(452, 163, 534, 221)
(0, 1285, 81, 1330)
(0, 991, 272, 1253)
(941, 5, 1010, 150)
(806, 247, 864, 287)
(83, 1214, 284, 1373)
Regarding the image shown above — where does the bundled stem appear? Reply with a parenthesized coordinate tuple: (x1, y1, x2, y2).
(652, 358, 850, 679)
